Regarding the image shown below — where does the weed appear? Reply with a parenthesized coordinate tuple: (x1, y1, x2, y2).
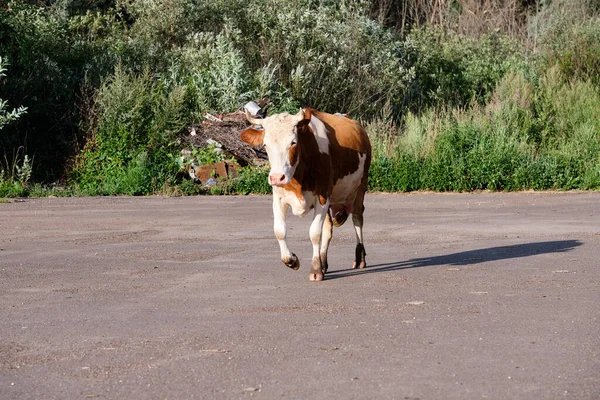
(221, 166, 271, 195)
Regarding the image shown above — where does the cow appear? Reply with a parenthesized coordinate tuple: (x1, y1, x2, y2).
(240, 108, 371, 281)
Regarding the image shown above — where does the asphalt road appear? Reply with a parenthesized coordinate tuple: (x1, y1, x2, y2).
(1, 193, 599, 399)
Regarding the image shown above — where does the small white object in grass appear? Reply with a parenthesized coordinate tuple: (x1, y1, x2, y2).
(406, 301, 425, 305)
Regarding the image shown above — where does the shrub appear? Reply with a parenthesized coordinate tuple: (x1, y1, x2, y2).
(530, 0, 600, 85)
(545, 20, 600, 85)
(0, 147, 32, 197)
(222, 166, 271, 195)
(366, 64, 600, 193)
(0, 56, 27, 130)
(404, 27, 521, 109)
(71, 65, 186, 194)
(171, 32, 254, 116)
(238, 1, 414, 120)
(0, 1, 122, 181)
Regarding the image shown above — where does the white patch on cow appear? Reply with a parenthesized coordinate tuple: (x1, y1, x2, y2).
(352, 216, 364, 243)
(331, 153, 367, 207)
(309, 116, 330, 154)
(274, 186, 317, 217)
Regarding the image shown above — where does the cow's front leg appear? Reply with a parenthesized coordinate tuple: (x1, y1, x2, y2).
(309, 199, 330, 281)
(273, 195, 299, 270)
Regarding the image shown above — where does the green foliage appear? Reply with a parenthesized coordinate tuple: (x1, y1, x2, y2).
(183, 144, 226, 168)
(367, 67, 600, 192)
(0, 1, 119, 180)
(240, 1, 414, 119)
(538, 18, 600, 85)
(173, 33, 253, 115)
(404, 28, 521, 109)
(0, 148, 32, 197)
(0, 57, 27, 129)
(178, 178, 205, 196)
(71, 65, 186, 194)
(222, 166, 271, 195)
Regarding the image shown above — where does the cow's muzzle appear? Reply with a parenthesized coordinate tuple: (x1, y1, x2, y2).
(269, 174, 288, 186)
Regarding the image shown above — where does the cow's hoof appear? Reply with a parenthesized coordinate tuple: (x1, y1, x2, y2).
(309, 271, 324, 281)
(352, 261, 366, 269)
(283, 254, 300, 270)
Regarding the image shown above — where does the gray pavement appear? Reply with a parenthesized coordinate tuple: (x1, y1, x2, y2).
(0, 193, 599, 399)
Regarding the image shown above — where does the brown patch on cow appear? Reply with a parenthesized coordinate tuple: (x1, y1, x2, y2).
(240, 127, 265, 147)
(290, 120, 333, 201)
(310, 110, 371, 187)
(282, 177, 304, 202)
(288, 143, 299, 168)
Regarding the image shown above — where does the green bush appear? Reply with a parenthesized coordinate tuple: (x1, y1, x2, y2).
(71, 65, 186, 194)
(543, 20, 600, 85)
(237, 1, 414, 119)
(404, 28, 521, 109)
(0, 1, 121, 180)
(0, 56, 27, 130)
(367, 66, 600, 192)
(222, 166, 271, 195)
(0, 148, 32, 197)
(171, 32, 254, 116)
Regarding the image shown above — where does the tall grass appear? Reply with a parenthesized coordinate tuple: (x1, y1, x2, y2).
(368, 67, 600, 192)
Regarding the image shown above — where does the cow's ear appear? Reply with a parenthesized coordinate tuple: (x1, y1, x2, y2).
(301, 108, 311, 123)
(240, 127, 265, 147)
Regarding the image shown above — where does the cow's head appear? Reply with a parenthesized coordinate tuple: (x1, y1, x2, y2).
(240, 108, 311, 186)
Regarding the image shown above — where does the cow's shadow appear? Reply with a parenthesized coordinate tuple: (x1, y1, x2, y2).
(326, 240, 582, 280)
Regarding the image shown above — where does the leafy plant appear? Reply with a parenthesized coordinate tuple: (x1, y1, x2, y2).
(0, 57, 27, 129)
(366, 66, 600, 192)
(71, 65, 186, 194)
(221, 166, 271, 195)
(404, 27, 521, 109)
(0, 147, 33, 197)
(180, 144, 226, 170)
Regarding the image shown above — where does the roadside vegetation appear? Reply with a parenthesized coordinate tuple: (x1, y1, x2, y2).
(1, 0, 599, 196)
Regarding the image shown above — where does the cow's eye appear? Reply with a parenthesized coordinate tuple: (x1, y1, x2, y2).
(291, 139, 297, 146)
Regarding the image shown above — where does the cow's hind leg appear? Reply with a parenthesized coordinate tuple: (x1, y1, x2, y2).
(273, 195, 299, 270)
(319, 211, 333, 274)
(309, 200, 330, 281)
(352, 191, 367, 269)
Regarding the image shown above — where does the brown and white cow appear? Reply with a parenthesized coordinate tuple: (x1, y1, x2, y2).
(240, 108, 371, 281)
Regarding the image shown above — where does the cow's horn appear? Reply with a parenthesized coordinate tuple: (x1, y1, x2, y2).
(245, 110, 264, 126)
